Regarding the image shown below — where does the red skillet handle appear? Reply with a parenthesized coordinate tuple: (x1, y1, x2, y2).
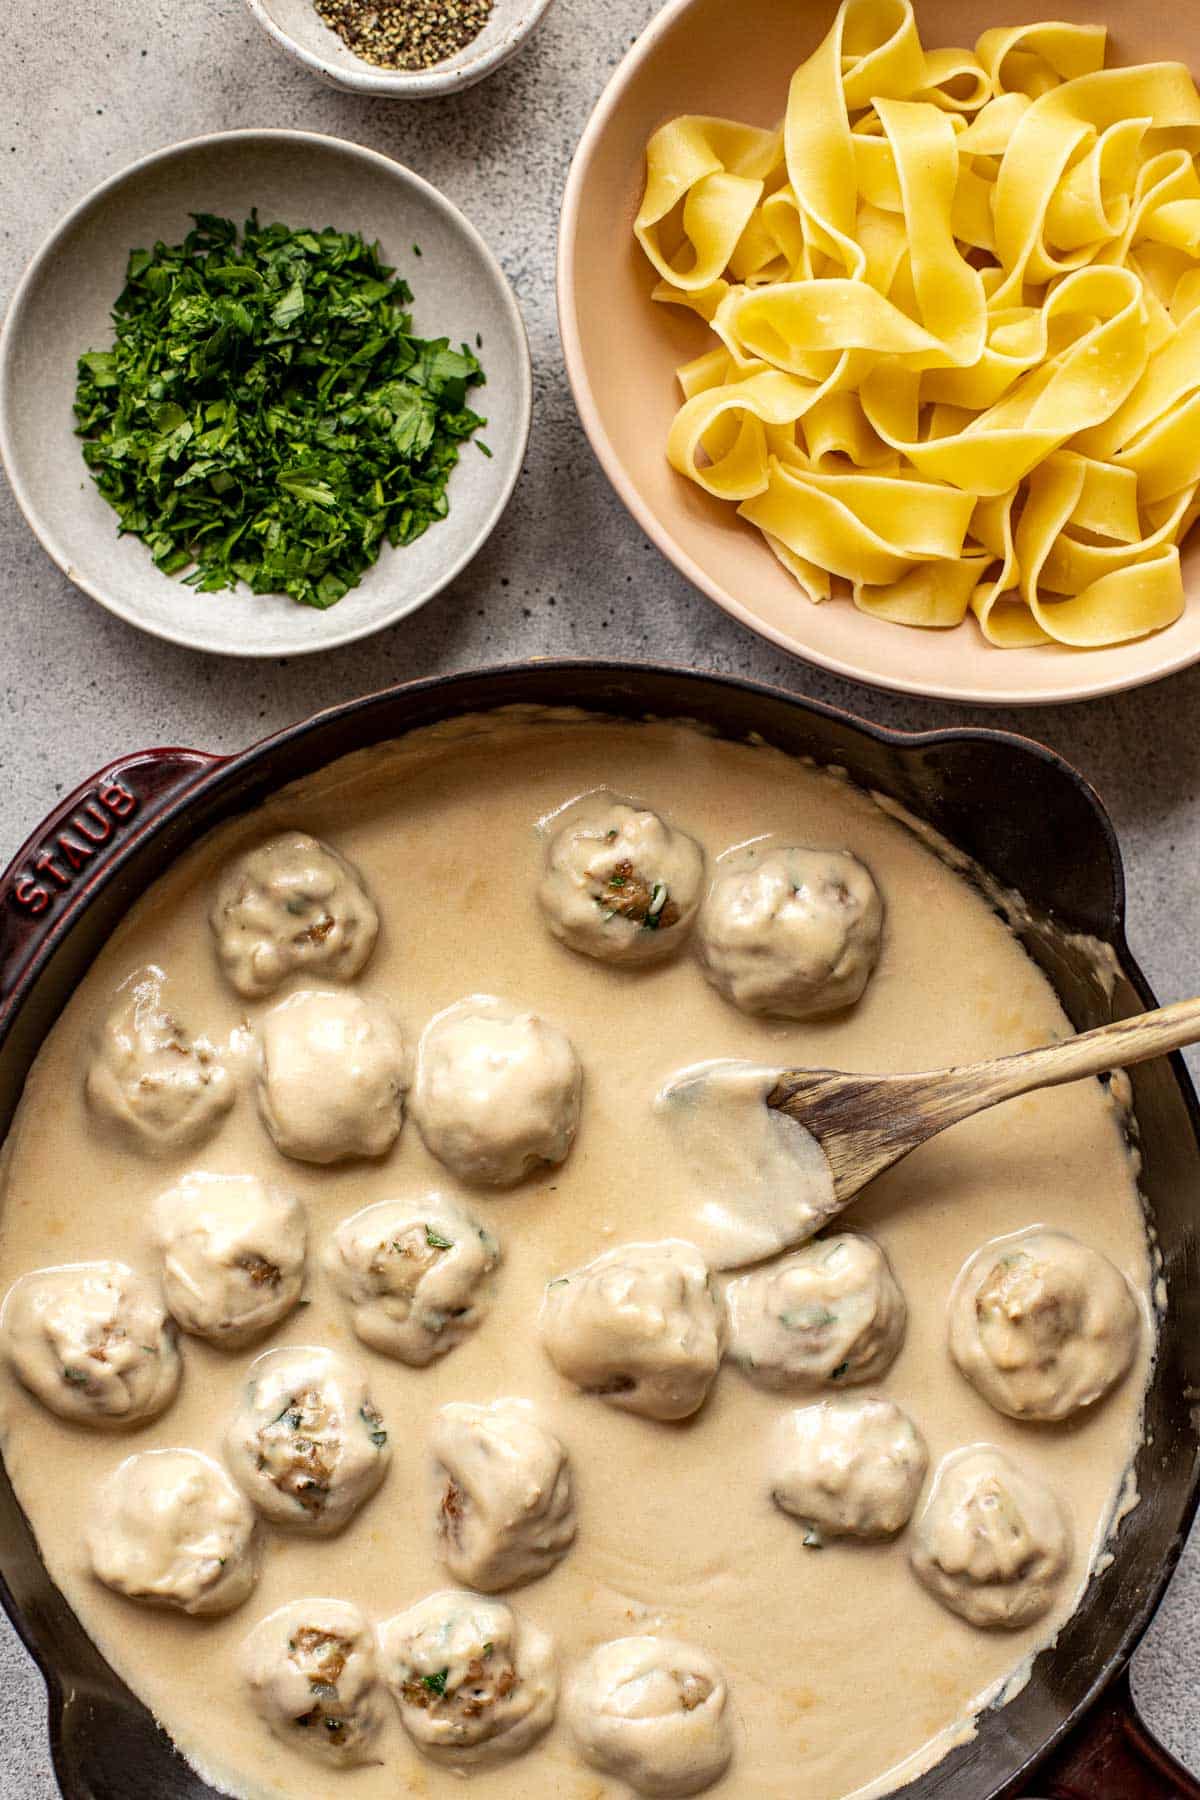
(1024, 1670, 1200, 1799)
(0, 749, 223, 1005)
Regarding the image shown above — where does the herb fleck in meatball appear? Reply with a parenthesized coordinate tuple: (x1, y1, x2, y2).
(224, 1346, 390, 1534)
(152, 1172, 306, 1349)
(432, 1399, 576, 1592)
(769, 1396, 928, 1545)
(240, 1598, 385, 1765)
(211, 831, 379, 1000)
(85, 966, 234, 1155)
(256, 989, 407, 1164)
(1, 1261, 180, 1427)
(378, 1590, 557, 1768)
(726, 1234, 906, 1391)
(697, 845, 883, 1019)
(539, 792, 705, 966)
(412, 996, 581, 1187)
(949, 1229, 1140, 1422)
(325, 1194, 500, 1365)
(910, 1446, 1072, 1630)
(540, 1240, 725, 1421)
(87, 1448, 259, 1616)
(566, 1636, 734, 1796)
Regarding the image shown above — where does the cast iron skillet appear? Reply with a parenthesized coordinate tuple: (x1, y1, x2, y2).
(0, 661, 1198, 1800)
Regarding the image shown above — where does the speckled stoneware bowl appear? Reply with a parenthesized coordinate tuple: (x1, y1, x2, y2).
(559, 0, 1200, 707)
(244, 0, 557, 96)
(0, 129, 531, 658)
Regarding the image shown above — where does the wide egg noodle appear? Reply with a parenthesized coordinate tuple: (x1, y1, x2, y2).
(634, 0, 1200, 648)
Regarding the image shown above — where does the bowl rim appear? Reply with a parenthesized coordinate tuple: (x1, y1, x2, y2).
(555, 0, 1200, 709)
(242, 0, 558, 95)
(0, 126, 533, 659)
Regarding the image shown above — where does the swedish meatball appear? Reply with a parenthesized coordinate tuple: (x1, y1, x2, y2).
(727, 1234, 906, 1391)
(324, 1195, 499, 1366)
(412, 996, 581, 1187)
(378, 1590, 557, 1768)
(432, 1400, 576, 1592)
(224, 1346, 390, 1534)
(1, 1262, 180, 1427)
(87, 1448, 258, 1616)
(697, 845, 883, 1019)
(566, 1637, 734, 1798)
(85, 966, 234, 1155)
(540, 1240, 725, 1422)
(211, 831, 378, 1000)
(152, 1172, 306, 1349)
(539, 792, 705, 966)
(949, 1229, 1141, 1422)
(241, 1598, 385, 1766)
(910, 1446, 1072, 1629)
(769, 1397, 928, 1545)
(256, 990, 406, 1164)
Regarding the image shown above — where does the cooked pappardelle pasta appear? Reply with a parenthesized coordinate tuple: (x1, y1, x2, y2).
(635, 0, 1200, 648)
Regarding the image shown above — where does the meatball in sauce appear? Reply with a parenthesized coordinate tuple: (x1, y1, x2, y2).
(240, 1598, 385, 1765)
(324, 1194, 499, 1365)
(224, 1346, 390, 1534)
(411, 996, 581, 1187)
(211, 832, 378, 1000)
(697, 844, 883, 1019)
(378, 1590, 558, 1768)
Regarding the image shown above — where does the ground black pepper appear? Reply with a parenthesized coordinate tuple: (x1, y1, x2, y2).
(314, 0, 494, 71)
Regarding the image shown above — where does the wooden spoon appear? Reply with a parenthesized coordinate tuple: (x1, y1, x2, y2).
(768, 996, 1200, 1210)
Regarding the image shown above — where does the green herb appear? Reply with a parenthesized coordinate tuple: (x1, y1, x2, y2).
(830, 1360, 850, 1380)
(361, 1404, 388, 1449)
(74, 213, 487, 610)
(481, 1641, 494, 1658)
(62, 1367, 90, 1386)
(547, 1277, 570, 1289)
(425, 1227, 455, 1250)
(421, 1669, 450, 1698)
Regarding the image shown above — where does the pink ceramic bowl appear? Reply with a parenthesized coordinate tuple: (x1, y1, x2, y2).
(557, 0, 1200, 707)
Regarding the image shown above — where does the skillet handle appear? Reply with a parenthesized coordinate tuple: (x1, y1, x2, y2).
(0, 749, 223, 1005)
(1025, 1670, 1200, 1799)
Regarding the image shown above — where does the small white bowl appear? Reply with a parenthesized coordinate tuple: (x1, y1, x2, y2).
(0, 129, 531, 659)
(245, 0, 557, 96)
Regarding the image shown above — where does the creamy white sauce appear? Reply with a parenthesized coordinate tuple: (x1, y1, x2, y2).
(0, 714, 1151, 1800)
(653, 1060, 837, 1267)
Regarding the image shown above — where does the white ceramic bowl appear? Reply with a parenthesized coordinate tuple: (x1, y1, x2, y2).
(0, 129, 531, 658)
(244, 0, 556, 96)
(558, 0, 1200, 707)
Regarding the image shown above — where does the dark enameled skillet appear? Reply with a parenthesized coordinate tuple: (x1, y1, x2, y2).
(0, 662, 1198, 1800)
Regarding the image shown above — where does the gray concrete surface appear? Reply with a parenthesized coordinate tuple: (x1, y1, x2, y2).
(2, 0, 1200, 1790)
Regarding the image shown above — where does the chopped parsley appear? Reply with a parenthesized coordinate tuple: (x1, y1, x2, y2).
(360, 1404, 388, 1449)
(74, 212, 487, 609)
(421, 1668, 449, 1698)
(425, 1226, 455, 1251)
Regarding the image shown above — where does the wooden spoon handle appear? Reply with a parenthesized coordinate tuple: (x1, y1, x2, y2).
(910, 995, 1200, 1140)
